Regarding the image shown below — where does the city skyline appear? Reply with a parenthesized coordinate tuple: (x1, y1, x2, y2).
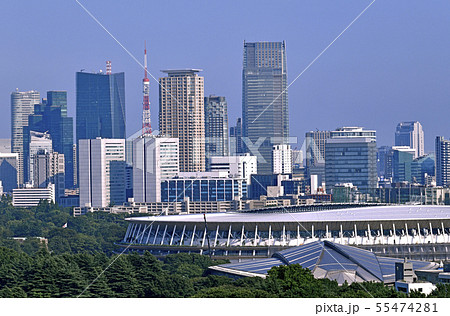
(2, 1, 450, 152)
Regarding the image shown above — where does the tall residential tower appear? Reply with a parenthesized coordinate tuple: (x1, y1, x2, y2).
(159, 69, 205, 172)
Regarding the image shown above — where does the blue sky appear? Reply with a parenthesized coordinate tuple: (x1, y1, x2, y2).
(2, 0, 450, 152)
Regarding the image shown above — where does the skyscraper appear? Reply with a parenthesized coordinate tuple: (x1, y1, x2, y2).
(395, 121, 424, 158)
(325, 127, 377, 192)
(11, 89, 40, 185)
(79, 138, 126, 207)
(76, 68, 126, 144)
(24, 91, 74, 188)
(204, 95, 229, 167)
(305, 130, 331, 184)
(242, 41, 288, 174)
(132, 136, 179, 203)
(230, 118, 243, 155)
(159, 69, 205, 172)
(391, 146, 415, 183)
(435, 136, 450, 187)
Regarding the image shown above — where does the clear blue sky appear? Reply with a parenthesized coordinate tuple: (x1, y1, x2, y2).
(2, 0, 450, 152)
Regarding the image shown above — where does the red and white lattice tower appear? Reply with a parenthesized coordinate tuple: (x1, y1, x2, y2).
(142, 43, 152, 136)
(106, 60, 111, 74)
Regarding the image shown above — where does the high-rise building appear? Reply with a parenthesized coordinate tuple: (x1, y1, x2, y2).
(79, 138, 126, 207)
(230, 118, 243, 155)
(412, 154, 435, 185)
(132, 136, 179, 203)
(377, 146, 393, 181)
(11, 89, 40, 185)
(76, 68, 126, 143)
(209, 154, 257, 184)
(395, 121, 424, 158)
(272, 144, 292, 174)
(0, 139, 12, 153)
(27, 131, 53, 185)
(32, 151, 65, 201)
(436, 136, 450, 187)
(159, 69, 205, 172)
(204, 95, 229, 168)
(305, 130, 331, 184)
(391, 146, 415, 183)
(325, 127, 377, 192)
(24, 91, 74, 188)
(0, 153, 18, 192)
(242, 41, 288, 175)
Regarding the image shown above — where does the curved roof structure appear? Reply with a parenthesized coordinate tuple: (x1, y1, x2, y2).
(127, 205, 450, 225)
(209, 240, 439, 285)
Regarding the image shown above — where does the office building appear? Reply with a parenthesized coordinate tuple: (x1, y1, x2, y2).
(209, 154, 257, 184)
(76, 68, 126, 143)
(72, 144, 77, 187)
(32, 151, 65, 201)
(242, 41, 289, 174)
(412, 154, 435, 185)
(11, 89, 40, 185)
(27, 131, 53, 185)
(0, 153, 18, 192)
(392, 146, 415, 183)
(395, 121, 424, 158)
(204, 95, 229, 168)
(79, 138, 126, 207)
(159, 69, 205, 172)
(25, 91, 74, 188)
(436, 136, 450, 187)
(325, 127, 377, 191)
(160, 171, 247, 202)
(305, 130, 331, 184)
(12, 184, 55, 207)
(377, 146, 393, 181)
(133, 136, 179, 203)
(273, 144, 292, 174)
(230, 118, 243, 155)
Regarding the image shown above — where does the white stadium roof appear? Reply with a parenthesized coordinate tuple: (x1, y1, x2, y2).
(126, 205, 450, 225)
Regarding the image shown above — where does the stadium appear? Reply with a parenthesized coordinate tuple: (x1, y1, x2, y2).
(119, 204, 450, 261)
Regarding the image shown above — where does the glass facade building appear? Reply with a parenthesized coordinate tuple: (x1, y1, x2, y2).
(242, 41, 289, 174)
(395, 121, 424, 158)
(76, 71, 126, 143)
(204, 95, 229, 168)
(161, 177, 246, 202)
(24, 91, 74, 188)
(325, 127, 377, 192)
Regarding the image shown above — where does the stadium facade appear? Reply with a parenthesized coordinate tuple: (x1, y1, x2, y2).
(119, 205, 450, 261)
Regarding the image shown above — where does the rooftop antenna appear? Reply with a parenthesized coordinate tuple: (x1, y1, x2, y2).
(142, 41, 152, 136)
(106, 61, 111, 75)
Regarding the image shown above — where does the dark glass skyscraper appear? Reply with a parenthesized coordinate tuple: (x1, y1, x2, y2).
(204, 95, 229, 168)
(242, 41, 288, 174)
(76, 71, 126, 143)
(24, 91, 74, 188)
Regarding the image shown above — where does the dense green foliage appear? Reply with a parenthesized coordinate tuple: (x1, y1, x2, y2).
(0, 196, 448, 298)
(0, 197, 128, 255)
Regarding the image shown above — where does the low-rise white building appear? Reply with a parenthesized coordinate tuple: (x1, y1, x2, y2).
(12, 184, 55, 207)
(209, 154, 257, 184)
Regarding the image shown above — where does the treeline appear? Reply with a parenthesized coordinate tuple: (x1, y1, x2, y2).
(0, 197, 128, 255)
(1, 247, 450, 298)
